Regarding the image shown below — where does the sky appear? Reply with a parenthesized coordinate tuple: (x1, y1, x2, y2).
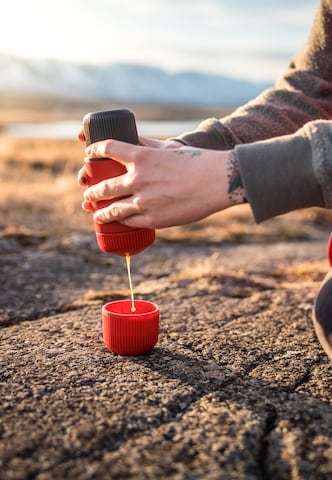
(2, 0, 319, 83)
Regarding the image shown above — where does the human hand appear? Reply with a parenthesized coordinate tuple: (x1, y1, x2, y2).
(77, 140, 245, 229)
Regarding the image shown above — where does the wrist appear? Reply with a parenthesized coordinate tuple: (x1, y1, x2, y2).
(226, 150, 247, 205)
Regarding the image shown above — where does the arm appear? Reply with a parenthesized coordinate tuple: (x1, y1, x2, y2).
(78, 121, 332, 229)
(78, 2, 332, 229)
(173, 0, 332, 150)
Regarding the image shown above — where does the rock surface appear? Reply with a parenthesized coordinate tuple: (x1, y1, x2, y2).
(1, 228, 332, 480)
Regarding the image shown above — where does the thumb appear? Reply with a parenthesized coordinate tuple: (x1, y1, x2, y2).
(139, 136, 164, 148)
(77, 127, 85, 142)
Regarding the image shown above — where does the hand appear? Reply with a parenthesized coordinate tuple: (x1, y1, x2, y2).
(77, 140, 245, 229)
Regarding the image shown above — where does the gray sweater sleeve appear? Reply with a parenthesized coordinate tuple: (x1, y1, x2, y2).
(236, 120, 332, 222)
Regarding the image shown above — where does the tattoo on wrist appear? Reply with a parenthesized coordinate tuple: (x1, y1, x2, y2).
(174, 148, 203, 158)
(226, 151, 247, 205)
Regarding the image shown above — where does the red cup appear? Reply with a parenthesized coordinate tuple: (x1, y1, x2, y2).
(102, 300, 159, 355)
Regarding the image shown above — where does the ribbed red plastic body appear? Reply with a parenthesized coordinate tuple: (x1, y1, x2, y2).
(102, 300, 159, 355)
(84, 158, 155, 256)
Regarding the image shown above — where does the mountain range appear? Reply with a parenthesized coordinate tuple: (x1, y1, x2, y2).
(0, 53, 271, 107)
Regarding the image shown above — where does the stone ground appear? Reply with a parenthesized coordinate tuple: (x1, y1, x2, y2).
(1, 226, 332, 480)
(1, 133, 332, 479)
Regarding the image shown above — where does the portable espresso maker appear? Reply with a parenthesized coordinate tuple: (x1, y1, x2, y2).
(82, 108, 156, 256)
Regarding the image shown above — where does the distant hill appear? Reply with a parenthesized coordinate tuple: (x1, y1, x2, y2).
(0, 53, 271, 107)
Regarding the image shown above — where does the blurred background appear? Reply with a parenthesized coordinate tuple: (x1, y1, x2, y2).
(0, 0, 318, 135)
(1, 0, 331, 244)
(1, 0, 317, 81)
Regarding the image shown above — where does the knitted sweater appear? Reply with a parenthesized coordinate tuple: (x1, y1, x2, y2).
(174, 0, 332, 222)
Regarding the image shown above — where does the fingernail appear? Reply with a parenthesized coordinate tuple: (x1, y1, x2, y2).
(82, 201, 89, 212)
(94, 212, 103, 223)
(85, 145, 92, 155)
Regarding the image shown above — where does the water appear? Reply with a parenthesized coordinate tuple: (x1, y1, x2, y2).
(4, 119, 200, 139)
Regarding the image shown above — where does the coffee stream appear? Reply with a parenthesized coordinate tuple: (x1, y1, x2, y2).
(126, 255, 136, 312)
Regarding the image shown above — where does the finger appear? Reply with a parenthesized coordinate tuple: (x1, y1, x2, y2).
(139, 136, 163, 147)
(116, 214, 151, 230)
(83, 174, 132, 202)
(94, 209, 152, 230)
(85, 139, 141, 166)
(82, 200, 93, 212)
(139, 136, 184, 149)
(93, 199, 138, 224)
(77, 127, 85, 142)
(77, 165, 89, 186)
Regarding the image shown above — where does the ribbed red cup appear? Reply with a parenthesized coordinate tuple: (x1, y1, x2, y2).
(102, 300, 159, 355)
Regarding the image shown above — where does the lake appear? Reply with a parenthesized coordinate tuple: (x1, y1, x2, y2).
(4, 119, 201, 139)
